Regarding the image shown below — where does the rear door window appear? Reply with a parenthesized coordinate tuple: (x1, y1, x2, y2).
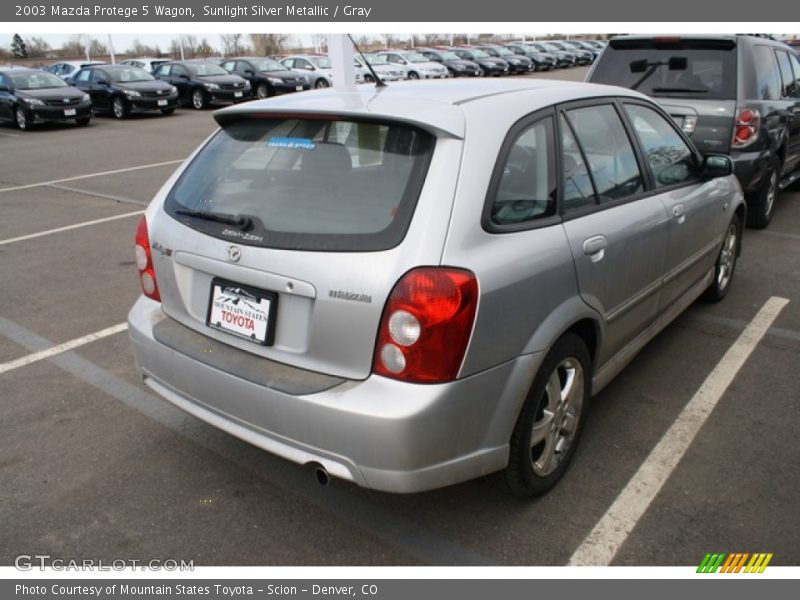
(623, 103, 699, 188)
(775, 50, 799, 98)
(564, 104, 644, 203)
(165, 118, 435, 251)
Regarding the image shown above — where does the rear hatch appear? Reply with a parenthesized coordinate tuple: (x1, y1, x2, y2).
(588, 36, 738, 153)
(148, 112, 456, 381)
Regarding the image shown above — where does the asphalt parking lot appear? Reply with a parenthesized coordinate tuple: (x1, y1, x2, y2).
(1, 65, 798, 568)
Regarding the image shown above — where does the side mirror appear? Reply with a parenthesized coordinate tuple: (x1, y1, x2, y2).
(0, 84, 9, 92)
(702, 154, 733, 178)
(244, 69, 255, 76)
(97, 78, 110, 86)
(178, 73, 189, 79)
(398, 59, 407, 65)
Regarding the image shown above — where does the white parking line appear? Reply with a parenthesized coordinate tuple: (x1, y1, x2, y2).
(0, 210, 143, 246)
(0, 322, 128, 376)
(0, 159, 183, 194)
(0, 132, 20, 138)
(569, 296, 790, 566)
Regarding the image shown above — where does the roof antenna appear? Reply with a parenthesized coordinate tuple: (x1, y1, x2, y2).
(348, 33, 386, 88)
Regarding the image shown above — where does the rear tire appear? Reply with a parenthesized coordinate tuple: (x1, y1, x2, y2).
(746, 158, 779, 229)
(504, 333, 591, 497)
(703, 213, 741, 302)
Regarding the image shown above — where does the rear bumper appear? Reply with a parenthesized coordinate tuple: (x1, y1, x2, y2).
(128, 296, 541, 493)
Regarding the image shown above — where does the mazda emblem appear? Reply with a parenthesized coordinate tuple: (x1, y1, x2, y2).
(225, 246, 242, 263)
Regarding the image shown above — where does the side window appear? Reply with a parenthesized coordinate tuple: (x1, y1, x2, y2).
(221, 61, 234, 72)
(154, 65, 170, 77)
(753, 46, 782, 100)
(560, 115, 596, 212)
(789, 53, 800, 98)
(296, 59, 311, 70)
(775, 50, 798, 98)
(489, 117, 557, 226)
(89, 70, 105, 83)
(172, 66, 187, 78)
(74, 69, 92, 83)
(0, 74, 8, 89)
(624, 103, 699, 188)
(565, 104, 644, 203)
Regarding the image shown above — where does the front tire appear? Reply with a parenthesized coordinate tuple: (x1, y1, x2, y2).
(746, 157, 778, 229)
(255, 83, 270, 99)
(191, 89, 207, 110)
(407, 71, 420, 80)
(504, 333, 591, 497)
(314, 78, 329, 89)
(111, 96, 129, 119)
(703, 214, 741, 302)
(15, 106, 29, 130)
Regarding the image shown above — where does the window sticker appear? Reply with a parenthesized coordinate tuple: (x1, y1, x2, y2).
(268, 137, 316, 150)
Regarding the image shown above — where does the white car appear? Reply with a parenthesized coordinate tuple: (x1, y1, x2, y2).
(45, 61, 104, 83)
(375, 51, 450, 79)
(118, 57, 171, 74)
(353, 55, 406, 82)
(280, 55, 364, 88)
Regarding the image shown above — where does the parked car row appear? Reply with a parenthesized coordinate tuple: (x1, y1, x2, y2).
(587, 34, 800, 229)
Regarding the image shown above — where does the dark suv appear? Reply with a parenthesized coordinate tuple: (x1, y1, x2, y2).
(588, 35, 800, 228)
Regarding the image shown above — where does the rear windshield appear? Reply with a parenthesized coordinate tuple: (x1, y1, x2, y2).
(591, 41, 737, 100)
(165, 118, 435, 252)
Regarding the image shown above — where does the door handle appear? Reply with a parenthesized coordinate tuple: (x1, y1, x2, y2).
(672, 203, 686, 224)
(582, 235, 607, 262)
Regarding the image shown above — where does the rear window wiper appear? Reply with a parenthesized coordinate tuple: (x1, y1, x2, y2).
(651, 87, 709, 93)
(175, 208, 254, 231)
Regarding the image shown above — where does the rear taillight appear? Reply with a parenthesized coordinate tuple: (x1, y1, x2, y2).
(373, 268, 478, 383)
(135, 216, 161, 302)
(732, 108, 760, 148)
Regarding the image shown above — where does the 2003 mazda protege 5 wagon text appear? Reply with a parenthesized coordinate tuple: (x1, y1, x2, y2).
(128, 78, 745, 496)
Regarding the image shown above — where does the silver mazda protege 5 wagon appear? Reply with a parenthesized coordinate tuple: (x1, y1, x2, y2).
(128, 79, 745, 496)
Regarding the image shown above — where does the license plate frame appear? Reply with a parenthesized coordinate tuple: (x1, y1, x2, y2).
(206, 278, 278, 346)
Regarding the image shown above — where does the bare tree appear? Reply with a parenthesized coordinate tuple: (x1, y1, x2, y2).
(195, 37, 215, 57)
(309, 34, 326, 53)
(220, 33, 245, 56)
(250, 34, 290, 56)
(87, 37, 108, 57)
(24, 36, 51, 58)
(58, 35, 85, 59)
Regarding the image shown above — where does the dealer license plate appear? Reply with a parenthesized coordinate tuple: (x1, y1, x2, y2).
(296, 85, 303, 91)
(206, 280, 276, 346)
(157, 99, 168, 106)
(234, 91, 243, 98)
(64, 108, 76, 116)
